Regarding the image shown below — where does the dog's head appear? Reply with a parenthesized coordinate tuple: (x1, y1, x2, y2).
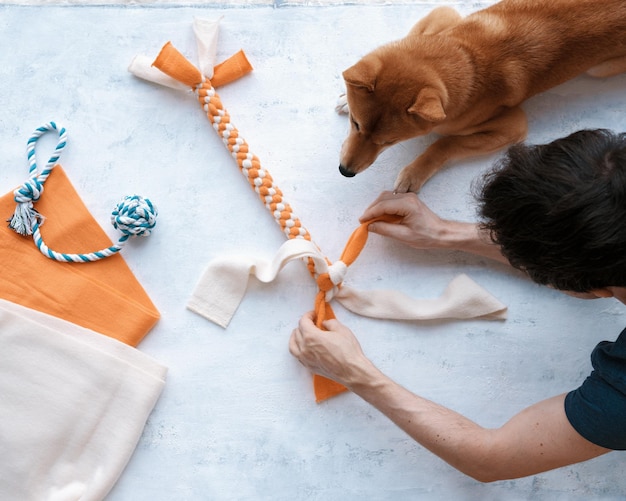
(338, 51, 448, 178)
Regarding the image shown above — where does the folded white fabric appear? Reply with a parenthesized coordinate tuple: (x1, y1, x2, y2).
(187, 238, 507, 328)
(0, 299, 167, 501)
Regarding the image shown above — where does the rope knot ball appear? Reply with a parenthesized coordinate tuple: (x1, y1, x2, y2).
(111, 195, 158, 238)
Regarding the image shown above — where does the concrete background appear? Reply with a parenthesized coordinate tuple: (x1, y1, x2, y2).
(1, 1, 625, 499)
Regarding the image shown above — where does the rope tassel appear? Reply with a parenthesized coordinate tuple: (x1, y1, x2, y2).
(7, 122, 157, 262)
(8, 201, 43, 236)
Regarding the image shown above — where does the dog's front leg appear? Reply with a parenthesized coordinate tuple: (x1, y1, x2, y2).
(587, 54, 626, 78)
(394, 106, 528, 193)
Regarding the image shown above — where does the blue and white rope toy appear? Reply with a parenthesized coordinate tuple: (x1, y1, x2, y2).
(7, 122, 157, 262)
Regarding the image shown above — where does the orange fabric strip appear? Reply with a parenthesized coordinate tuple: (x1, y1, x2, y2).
(153, 42, 203, 87)
(312, 215, 402, 402)
(212, 50, 254, 87)
(153, 43, 253, 89)
(0, 167, 160, 346)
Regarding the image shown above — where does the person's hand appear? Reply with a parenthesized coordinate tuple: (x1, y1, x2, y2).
(289, 311, 374, 387)
(359, 191, 451, 250)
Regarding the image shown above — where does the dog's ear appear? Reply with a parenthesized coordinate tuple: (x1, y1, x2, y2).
(408, 87, 446, 122)
(342, 55, 382, 92)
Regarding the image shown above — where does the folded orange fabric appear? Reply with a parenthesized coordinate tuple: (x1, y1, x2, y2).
(0, 166, 160, 346)
(211, 50, 253, 87)
(152, 42, 252, 89)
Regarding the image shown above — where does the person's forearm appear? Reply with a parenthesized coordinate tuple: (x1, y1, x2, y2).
(346, 365, 498, 481)
(345, 364, 609, 482)
(290, 313, 610, 481)
(437, 220, 509, 265)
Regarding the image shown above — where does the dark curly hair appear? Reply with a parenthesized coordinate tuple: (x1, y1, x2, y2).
(476, 129, 626, 292)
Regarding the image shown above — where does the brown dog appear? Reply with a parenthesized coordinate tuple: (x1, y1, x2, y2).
(337, 0, 626, 192)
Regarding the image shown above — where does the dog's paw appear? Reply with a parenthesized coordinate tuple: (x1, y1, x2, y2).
(393, 167, 426, 193)
(335, 93, 349, 115)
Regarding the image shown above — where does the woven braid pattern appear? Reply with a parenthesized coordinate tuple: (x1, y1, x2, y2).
(196, 82, 323, 278)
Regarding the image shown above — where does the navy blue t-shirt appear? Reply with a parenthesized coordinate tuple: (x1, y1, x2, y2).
(565, 326, 626, 450)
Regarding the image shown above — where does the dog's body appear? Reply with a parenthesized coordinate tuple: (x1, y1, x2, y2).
(338, 0, 626, 192)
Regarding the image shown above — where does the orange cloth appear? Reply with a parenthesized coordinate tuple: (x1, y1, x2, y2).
(0, 166, 160, 346)
(212, 50, 253, 88)
(153, 42, 253, 88)
(312, 215, 402, 402)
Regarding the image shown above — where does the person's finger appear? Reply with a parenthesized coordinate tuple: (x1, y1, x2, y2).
(368, 221, 415, 242)
(321, 318, 342, 331)
(368, 220, 399, 235)
(288, 328, 302, 357)
(362, 191, 395, 212)
(361, 192, 419, 222)
(299, 311, 316, 327)
(359, 192, 402, 221)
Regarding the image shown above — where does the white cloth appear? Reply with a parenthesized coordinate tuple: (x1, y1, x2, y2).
(187, 238, 507, 328)
(193, 16, 221, 79)
(0, 299, 167, 501)
(128, 54, 189, 90)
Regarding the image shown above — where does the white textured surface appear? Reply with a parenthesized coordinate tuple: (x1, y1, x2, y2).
(1, 3, 626, 499)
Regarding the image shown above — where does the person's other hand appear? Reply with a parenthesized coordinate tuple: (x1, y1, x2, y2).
(360, 191, 450, 250)
(289, 311, 374, 387)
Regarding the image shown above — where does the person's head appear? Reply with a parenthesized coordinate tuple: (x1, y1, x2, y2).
(476, 129, 626, 295)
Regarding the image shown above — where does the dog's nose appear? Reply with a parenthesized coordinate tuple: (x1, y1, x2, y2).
(338, 165, 356, 178)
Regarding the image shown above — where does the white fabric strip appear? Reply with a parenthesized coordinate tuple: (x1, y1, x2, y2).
(187, 239, 507, 328)
(0, 299, 167, 501)
(128, 54, 190, 90)
(193, 16, 222, 79)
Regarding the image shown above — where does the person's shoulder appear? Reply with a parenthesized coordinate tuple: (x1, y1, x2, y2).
(565, 327, 626, 450)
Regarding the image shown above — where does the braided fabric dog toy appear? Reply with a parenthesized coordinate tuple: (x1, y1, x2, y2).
(130, 19, 507, 402)
(7, 122, 157, 262)
(150, 41, 348, 401)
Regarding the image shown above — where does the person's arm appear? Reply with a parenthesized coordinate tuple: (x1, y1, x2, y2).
(360, 191, 509, 265)
(289, 313, 610, 482)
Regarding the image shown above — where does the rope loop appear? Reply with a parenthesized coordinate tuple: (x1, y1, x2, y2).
(26, 121, 68, 175)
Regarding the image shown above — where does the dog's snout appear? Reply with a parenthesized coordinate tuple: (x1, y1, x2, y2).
(339, 165, 357, 178)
